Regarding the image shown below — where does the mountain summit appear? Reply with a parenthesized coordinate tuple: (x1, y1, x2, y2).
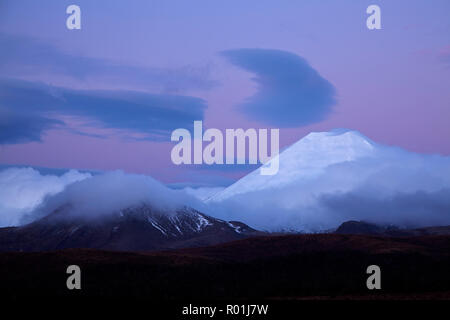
(206, 129, 450, 232)
(209, 129, 376, 202)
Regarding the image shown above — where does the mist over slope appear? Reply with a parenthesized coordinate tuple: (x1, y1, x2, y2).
(25, 170, 203, 224)
(0, 167, 90, 227)
(0, 168, 204, 227)
(206, 130, 450, 232)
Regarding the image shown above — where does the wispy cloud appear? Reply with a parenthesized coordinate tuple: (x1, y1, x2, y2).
(0, 33, 218, 93)
(0, 78, 207, 144)
(221, 48, 336, 127)
(0, 106, 62, 144)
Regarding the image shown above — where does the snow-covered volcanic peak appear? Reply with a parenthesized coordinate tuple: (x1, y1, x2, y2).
(205, 129, 450, 232)
(209, 129, 376, 202)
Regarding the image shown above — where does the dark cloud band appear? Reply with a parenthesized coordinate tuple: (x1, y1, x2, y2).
(0, 78, 207, 144)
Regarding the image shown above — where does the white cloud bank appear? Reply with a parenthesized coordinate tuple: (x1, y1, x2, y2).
(30, 170, 201, 222)
(0, 167, 90, 227)
(0, 167, 203, 227)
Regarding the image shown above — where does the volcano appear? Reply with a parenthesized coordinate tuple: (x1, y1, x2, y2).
(206, 129, 450, 231)
(0, 204, 260, 252)
(208, 129, 376, 202)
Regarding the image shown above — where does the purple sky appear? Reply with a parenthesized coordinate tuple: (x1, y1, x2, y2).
(0, 0, 449, 186)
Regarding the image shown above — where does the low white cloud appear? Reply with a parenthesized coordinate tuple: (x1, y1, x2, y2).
(28, 170, 202, 223)
(0, 167, 90, 227)
(0, 168, 206, 227)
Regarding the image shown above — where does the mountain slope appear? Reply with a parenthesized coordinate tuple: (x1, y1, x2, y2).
(209, 129, 376, 202)
(205, 129, 450, 232)
(0, 205, 260, 252)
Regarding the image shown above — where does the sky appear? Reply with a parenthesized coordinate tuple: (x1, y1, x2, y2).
(0, 0, 449, 186)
